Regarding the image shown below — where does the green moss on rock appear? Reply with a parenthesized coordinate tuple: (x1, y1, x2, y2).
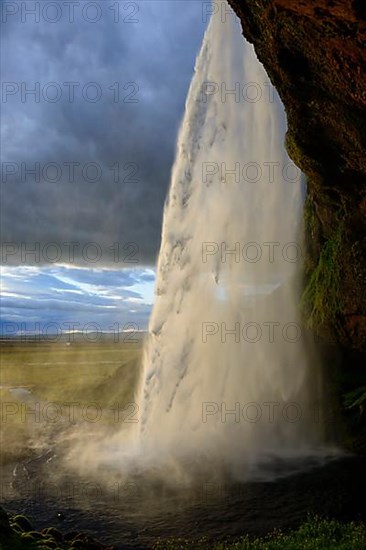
(301, 220, 344, 330)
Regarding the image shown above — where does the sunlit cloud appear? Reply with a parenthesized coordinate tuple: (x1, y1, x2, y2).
(0, 265, 155, 333)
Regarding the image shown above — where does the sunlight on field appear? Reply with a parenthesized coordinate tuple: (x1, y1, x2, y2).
(0, 340, 143, 465)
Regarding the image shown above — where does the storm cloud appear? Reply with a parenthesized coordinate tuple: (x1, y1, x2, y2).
(1, 0, 207, 267)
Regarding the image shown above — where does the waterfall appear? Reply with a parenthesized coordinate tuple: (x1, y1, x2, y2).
(134, 5, 323, 478)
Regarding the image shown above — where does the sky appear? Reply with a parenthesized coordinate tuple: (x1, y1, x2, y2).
(0, 0, 209, 334)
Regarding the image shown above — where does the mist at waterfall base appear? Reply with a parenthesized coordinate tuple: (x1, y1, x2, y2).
(66, 6, 334, 485)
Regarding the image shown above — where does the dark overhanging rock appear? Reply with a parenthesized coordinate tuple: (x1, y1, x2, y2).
(228, 0, 366, 353)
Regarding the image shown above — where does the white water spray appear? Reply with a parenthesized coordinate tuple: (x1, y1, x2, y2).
(66, 6, 326, 481)
(134, 6, 323, 476)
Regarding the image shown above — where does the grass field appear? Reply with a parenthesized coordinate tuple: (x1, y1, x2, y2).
(0, 339, 143, 465)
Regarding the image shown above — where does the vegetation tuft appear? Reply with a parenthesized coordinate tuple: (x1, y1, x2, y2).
(154, 516, 366, 549)
(301, 220, 344, 330)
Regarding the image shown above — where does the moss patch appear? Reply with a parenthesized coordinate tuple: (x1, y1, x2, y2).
(301, 220, 344, 330)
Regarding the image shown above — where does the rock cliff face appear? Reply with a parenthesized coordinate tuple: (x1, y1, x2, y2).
(228, 0, 366, 353)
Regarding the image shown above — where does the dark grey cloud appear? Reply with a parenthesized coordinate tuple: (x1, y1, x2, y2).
(0, 0, 207, 266)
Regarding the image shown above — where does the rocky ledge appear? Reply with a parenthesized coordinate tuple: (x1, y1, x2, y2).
(0, 507, 117, 550)
(228, 0, 366, 353)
